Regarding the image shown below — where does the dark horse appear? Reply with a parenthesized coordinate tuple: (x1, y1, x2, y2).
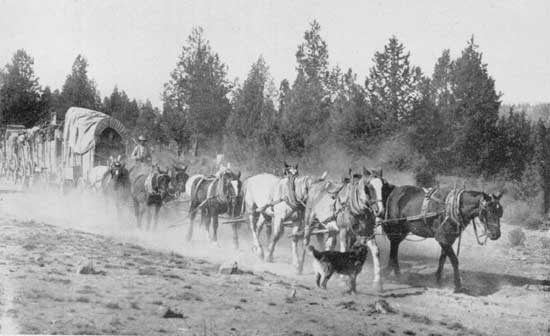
(382, 185, 503, 292)
(186, 167, 243, 248)
(101, 156, 131, 215)
(167, 164, 189, 200)
(128, 161, 172, 230)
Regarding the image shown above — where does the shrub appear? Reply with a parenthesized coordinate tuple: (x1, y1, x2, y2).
(524, 215, 544, 230)
(508, 228, 526, 247)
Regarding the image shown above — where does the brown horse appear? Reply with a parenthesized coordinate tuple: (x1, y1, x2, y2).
(128, 161, 172, 230)
(382, 185, 503, 292)
(186, 166, 243, 248)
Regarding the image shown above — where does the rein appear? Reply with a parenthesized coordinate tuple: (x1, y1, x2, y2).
(472, 218, 489, 245)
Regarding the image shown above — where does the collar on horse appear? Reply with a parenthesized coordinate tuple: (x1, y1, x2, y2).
(336, 180, 373, 216)
(145, 170, 169, 195)
(284, 175, 304, 210)
(441, 188, 489, 254)
(443, 188, 466, 230)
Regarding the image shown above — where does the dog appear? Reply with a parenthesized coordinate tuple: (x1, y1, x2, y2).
(308, 244, 369, 294)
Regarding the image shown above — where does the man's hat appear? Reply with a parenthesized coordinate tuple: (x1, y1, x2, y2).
(138, 135, 147, 141)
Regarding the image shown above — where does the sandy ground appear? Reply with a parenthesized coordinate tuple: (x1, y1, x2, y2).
(0, 186, 549, 335)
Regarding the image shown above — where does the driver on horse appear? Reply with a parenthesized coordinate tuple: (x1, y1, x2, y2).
(132, 135, 151, 163)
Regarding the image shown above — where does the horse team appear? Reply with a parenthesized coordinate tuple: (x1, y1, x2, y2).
(98, 158, 504, 293)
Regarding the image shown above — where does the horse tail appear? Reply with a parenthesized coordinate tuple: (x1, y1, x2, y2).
(240, 177, 249, 215)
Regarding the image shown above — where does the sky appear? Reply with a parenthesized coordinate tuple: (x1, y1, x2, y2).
(0, 0, 549, 108)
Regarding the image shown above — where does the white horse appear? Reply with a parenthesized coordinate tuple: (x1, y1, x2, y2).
(299, 168, 386, 292)
(243, 167, 326, 268)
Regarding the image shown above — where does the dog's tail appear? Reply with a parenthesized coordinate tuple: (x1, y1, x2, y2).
(308, 245, 322, 260)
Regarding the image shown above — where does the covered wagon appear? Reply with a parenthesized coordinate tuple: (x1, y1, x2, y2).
(62, 107, 130, 188)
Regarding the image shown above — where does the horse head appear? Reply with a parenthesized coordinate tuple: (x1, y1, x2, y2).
(284, 161, 299, 177)
(478, 192, 504, 240)
(169, 164, 189, 197)
(152, 163, 171, 199)
(363, 167, 388, 218)
(110, 155, 128, 185)
(219, 168, 243, 217)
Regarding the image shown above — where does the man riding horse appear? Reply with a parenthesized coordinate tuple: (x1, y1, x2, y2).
(132, 135, 151, 163)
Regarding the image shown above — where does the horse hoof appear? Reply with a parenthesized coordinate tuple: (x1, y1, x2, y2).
(264, 255, 274, 263)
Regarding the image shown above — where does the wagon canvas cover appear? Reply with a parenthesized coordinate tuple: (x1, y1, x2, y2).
(62, 107, 128, 156)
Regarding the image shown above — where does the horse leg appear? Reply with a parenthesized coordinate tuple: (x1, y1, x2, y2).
(366, 238, 383, 293)
(265, 219, 272, 242)
(442, 243, 463, 292)
(133, 199, 142, 229)
(298, 221, 313, 274)
(153, 204, 161, 231)
(435, 246, 447, 285)
(211, 212, 220, 246)
(231, 222, 240, 250)
(201, 208, 209, 241)
(325, 231, 337, 251)
(265, 215, 284, 263)
(339, 228, 348, 252)
(384, 237, 403, 278)
(186, 209, 197, 241)
(291, 224, 301, 270)
(145, 205, 152, 231)
(249, 212, 264, 258)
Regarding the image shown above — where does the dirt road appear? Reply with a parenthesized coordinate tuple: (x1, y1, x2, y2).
(0, 189, 549, 335)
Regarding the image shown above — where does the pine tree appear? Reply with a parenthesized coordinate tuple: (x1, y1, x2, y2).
(494, 108, 533, 179)
(0, 49, 43, 126)
(530, 120, 550, 213)
(431, 49, 454, 116)
(135, 100, 168, 146)
(225, 57, 280, 165)
(449, 36, 501, 175)
(408, 79, 448, 169)
(103, 87, 139, 129)
(163, 27, 232, 155)
(365, 36, 423, 128)
(60, 55, 101, 117)
(329, 68, 377, 147)
(281, 21, 331, 154)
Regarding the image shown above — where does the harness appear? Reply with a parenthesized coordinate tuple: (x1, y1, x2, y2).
(313, 180, 377, 240)
(382, 188, 490, 255)
(256, 176, 307, 216)
(144, 171, 169, 195)
(189, 172, 239, 216)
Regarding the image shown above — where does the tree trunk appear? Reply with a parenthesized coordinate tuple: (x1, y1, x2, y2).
(192, 137, 199, 157)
